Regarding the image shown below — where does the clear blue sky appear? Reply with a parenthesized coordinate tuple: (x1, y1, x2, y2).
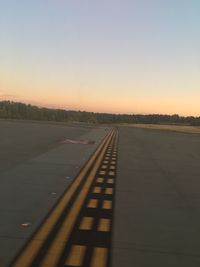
(0, 0, 200, 115)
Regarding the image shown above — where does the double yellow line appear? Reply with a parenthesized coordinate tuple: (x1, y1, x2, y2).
(12, 129, 115, 267)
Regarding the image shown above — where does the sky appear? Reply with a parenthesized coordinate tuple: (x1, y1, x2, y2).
(0, 0, 200, 116)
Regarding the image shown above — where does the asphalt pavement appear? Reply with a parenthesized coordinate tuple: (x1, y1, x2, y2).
(112, 127, 200, 267)
(0, 121, 109, 267)
(1, 121, 200, 267)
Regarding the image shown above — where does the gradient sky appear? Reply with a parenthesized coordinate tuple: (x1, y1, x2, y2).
(0, 0, 200, 115)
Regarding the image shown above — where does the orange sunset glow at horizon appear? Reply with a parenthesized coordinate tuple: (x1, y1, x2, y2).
(1, 1, 200, 117)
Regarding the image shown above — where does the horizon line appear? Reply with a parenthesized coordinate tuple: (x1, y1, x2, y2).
(1, 99, 200, 119)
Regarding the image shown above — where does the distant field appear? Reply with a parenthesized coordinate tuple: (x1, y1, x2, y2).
(119, 123, 200, 134)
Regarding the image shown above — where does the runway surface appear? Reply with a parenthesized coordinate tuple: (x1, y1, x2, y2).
(1, 121, 200, 267)
(112, 127, 200, 267)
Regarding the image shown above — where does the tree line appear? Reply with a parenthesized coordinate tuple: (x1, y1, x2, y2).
(0, 101, 200, 126)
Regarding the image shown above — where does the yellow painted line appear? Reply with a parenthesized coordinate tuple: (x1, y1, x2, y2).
(40, 243, 66, 266)
(96, 177, 104, 183)
(90, 247, 108, 267)
(65, 245, 86, 266)
(39, 132, 114, 267)
(11, 240, 44, 267)
(87, 199, 98, 208)
(93, 187, 102, 194)
(107, 178, 114, 184)
(12, 130, 114, 267)
(101, 165, 107, 169)
(102, 200, 112, 210)
(98, 219, 110, 232)
(79, 217, 94, 230)
(105, 188, 113, 195)
(109, 171, 115, 176)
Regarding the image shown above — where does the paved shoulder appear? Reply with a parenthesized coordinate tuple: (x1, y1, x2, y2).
(0, 122, 109, 267)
